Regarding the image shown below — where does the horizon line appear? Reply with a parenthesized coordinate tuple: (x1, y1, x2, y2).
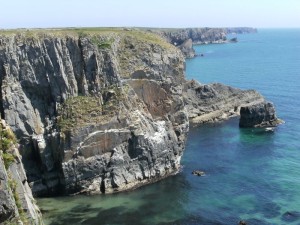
(1, 26, 300, 30)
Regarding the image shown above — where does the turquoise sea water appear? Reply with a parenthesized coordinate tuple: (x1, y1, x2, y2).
(38, 29, 300, 225)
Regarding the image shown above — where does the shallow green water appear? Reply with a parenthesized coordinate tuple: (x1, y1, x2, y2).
(38, 29, 300, 225)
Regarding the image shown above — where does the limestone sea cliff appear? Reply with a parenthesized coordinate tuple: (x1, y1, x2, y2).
(0, 28, 271, 224)
(0, 29, 188, 198)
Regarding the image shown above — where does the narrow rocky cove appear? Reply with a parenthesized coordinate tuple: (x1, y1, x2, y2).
(0, 28, 276, 224)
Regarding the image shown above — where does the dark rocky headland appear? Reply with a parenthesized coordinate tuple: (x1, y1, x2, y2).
(0, 27, 276, 224)
(150, 27, 257, 58)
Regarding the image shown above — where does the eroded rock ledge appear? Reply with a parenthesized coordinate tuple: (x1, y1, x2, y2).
(183, 80, 265, 124)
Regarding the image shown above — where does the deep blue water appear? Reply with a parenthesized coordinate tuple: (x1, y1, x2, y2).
(38, 29, 300, 225)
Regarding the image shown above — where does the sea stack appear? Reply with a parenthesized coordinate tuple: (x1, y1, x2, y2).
(239, 101, 282, 127)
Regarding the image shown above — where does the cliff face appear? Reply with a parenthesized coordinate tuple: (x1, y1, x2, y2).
(0, 120, 43, 224)
(0, 30, 188, 196)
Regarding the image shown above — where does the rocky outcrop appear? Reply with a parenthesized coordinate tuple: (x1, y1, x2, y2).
(281, 211, 300, 222)
(229, 37, 238, 43)
(183, 80, 265, 124)
(239, 101, 282, 127)
(191, 170, 205, 176)
(152, 28, 227, 46)
(149, 28, 226, 58)
(149, 27, 256, 58)
(0, 120, 43, 224)
(178, 39, 195, 58)
(0, 29, 188, 196)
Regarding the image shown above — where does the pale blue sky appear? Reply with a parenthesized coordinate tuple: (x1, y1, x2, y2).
(1, 0, 299, 29)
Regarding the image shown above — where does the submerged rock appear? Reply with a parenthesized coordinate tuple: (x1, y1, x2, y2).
(230, 37, 238, 42)
(239, 101, 283, 128)
(281, 211, 300, 222)
(192, 170, 205, 176)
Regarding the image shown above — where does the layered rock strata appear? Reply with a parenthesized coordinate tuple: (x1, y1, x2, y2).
(0, 30, 188, 196)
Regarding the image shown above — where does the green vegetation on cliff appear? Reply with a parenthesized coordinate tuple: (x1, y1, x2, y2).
(7, 176, 28, 225)
(0, 121, 17, 169)
(0, 27, 173, 49)
(57, 86, 125, 132)
(0, 122, 29, 224)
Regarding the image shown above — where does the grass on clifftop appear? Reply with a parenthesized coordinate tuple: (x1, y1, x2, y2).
(0, 27, 173, 49)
